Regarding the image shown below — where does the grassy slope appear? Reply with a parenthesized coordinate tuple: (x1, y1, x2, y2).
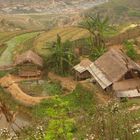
(87, 0, 140, 24)
(0, 31, 22, 44)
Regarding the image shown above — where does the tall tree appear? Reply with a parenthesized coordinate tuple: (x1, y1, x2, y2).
(47, 35, 77, 75)
(80, 14, 111, 48)
(79, 14, 113, 60)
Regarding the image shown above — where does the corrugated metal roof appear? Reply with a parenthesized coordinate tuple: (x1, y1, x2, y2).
(87, 63, 112, 89)
(113, 78, 140, 91)
(73, 65, 86, 73)
(73, 58, 92, 73)
(116, 89, 140, 98)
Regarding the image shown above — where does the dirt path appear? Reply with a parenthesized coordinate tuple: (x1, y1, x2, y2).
(0, 75, 52, 106)
(48, 72, 77, 92)
(10, 75, 41, 83)
(48, 72, 110, 104)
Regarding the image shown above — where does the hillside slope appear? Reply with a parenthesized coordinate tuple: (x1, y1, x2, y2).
(86, 0, 140, 24)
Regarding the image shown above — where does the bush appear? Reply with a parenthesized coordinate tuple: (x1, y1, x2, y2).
(32, 97, 76, 140)
(90, 47, 107, 60)
(63, 84, 96, 112)
(124, 41, 138, 60)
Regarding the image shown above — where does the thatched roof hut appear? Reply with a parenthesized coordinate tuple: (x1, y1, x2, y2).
(14, 50, 43, 77)
(87, 49, 140, 89)
(15, 50, 43, 67)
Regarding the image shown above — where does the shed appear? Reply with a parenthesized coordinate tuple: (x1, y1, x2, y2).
(113, 78, 140, 98)
(14, 50, 43, 77)
(87, 49, 140, 89)
(73, 58, 92, 80)
(136, 36, 140, 46)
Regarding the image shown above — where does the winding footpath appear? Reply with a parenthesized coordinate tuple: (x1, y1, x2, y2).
(0, 75, 52, 106)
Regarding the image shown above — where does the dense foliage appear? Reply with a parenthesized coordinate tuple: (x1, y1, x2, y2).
(46, 35, 78, 75)
(124, 41, 138, 60)
(80, 14, 111, 60)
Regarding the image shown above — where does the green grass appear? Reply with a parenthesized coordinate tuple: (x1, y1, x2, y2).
(0, 31, 20, 44)
(121, 99, 140, 108)
(128, 10, 140, 17)
(87, 0, 140, 24)
(19, 80, 63, 97)
(62, 84, 96, 111)
(32, 83, 96, 117)
(0, 87, 20, 111)
(0, 44, 7, 56)
(14, 36, 37, 56)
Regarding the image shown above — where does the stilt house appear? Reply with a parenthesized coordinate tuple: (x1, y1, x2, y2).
(14, 50, 43, 77)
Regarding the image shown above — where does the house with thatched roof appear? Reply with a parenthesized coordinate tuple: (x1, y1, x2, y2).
(87, 49, 140, 89)
(14, 50, 43, 77)
(73, 58, 92, 80)
(74, 49, 140, 98)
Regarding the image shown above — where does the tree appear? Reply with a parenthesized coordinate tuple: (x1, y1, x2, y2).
(124, 41, 138, 60)
(80, 14, 111, 48)
(47, 35, 77, 75)
(79, 14, 112, 60)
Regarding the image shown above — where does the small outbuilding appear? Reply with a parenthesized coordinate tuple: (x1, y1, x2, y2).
(14, 50, 43, 77)
(73, 58, 92, 80)
(113, 78, 140, 98)
(136, 36, 140, 46)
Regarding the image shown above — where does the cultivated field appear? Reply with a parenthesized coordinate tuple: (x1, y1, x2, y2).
(0, 32, 40, 66)
(34, 27, 89, 56)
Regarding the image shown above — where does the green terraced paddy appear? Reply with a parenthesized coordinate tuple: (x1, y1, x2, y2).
(34, 27, 89, 56)
(0, 32, 39, 66)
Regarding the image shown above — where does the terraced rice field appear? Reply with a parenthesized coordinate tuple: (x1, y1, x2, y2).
(34, 27, 89, 56)
(0, 31, 21, 44)
(0, 32, 39, 66)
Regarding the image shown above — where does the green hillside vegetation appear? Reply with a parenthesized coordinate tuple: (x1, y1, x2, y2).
(34, 27, 89, 56)
(0, 23, 138, 67)
(0, 26, 140, 139)
(0, 15, 45, 31)
(86, 0, 140, 24)
(0, 32, 39, 66)
(0, 31, 22, 44)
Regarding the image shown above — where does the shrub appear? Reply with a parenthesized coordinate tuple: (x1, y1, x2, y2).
(124, 41, 138, 60)
(90, 47, 107, 60)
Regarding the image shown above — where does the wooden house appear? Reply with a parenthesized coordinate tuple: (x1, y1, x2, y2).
(86, 49, 140, 98)
(73, 58, 92, 80)
(14, 50, 43, 77)
(113, 79, 140, 98)
(136, 36, 140, 46)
